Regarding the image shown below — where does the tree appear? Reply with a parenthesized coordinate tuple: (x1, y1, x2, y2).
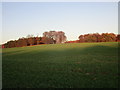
(17, 39, 22, 47)
(108, 33, 116, 42)
(117, 34, 120, 41)
(101, 33, 116, 42)
(7, 40, 16, 48)
(28, 37, 34, 46)
(78, 33, 116, 43)
(36, 37, 42, 44)
(26, 34, 34, 38)
(43, 31, 67, 44)
(78, 35, 84, 42)
(4, 43, 8, 48)
(21, 38, 27, 46)
(41, 37, 54, 44)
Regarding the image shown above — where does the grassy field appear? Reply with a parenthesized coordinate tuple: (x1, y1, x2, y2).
(2, 42, 119, 88)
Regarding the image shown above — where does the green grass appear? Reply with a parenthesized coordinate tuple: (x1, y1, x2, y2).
(2, 42, 119, 88)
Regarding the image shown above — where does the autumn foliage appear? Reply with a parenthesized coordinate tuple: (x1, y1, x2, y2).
(3, 31, 67, 48)
(2, 32, 120, 48)
(66, 33, 119, 43)
(78, 33, 118, 43)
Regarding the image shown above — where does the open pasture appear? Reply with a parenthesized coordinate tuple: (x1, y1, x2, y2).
(2, 42, 119, 88)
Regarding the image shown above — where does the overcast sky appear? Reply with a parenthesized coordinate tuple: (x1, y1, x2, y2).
(2, 2, 118, 44)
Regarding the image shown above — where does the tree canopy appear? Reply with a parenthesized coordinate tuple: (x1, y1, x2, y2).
(2, 32, 119, 48)
(43, 31, 67, 44)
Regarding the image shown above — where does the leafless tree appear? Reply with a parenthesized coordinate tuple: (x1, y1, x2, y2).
(43, 31, 67, 44)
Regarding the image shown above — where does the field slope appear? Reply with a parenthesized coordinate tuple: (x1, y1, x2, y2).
(2, 42, 119, 88)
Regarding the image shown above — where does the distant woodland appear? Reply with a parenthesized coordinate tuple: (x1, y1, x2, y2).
(2, 31, 120, 48)
(66, 33, 120, 43)
(2, 31, 66, 48)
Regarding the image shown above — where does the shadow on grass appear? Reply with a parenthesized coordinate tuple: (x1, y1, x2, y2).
(2, 43, 119, 88)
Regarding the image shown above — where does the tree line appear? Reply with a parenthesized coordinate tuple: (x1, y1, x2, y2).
(2, 32, 120, 48)
(3, 31, 67, 48)
(78, 33, 120, 43)
(66, 33, 120, 43)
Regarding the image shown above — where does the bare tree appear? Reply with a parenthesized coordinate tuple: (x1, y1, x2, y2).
(43, 31, 67, 44)
(26, 34, 34, 38)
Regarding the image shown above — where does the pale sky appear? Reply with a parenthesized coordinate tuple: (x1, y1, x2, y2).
(2, 1, 118, 44)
